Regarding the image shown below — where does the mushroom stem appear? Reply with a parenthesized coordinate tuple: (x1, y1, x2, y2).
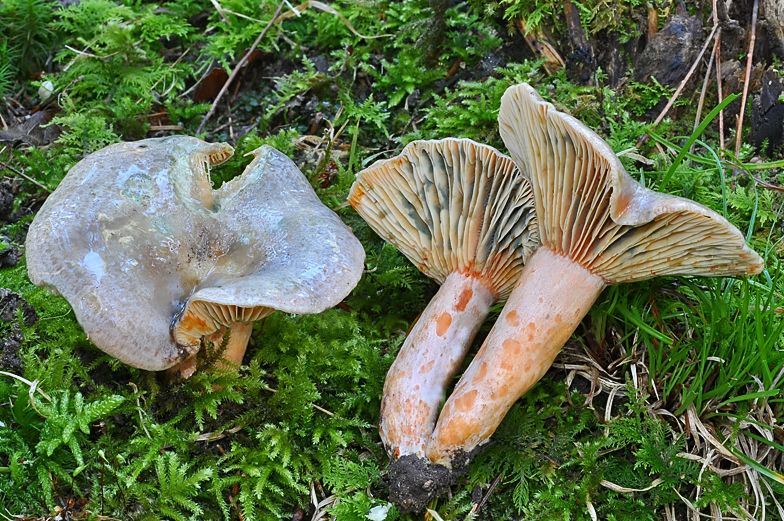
(169, 322, 255, 379)
(214, 321, 255, 369)
(380, 271, 496, 459)
(426, 247, 605, 465)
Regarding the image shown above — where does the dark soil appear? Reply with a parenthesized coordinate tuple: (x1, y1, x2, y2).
(751, 67, 784, 155)
(0, 288, 38, 326)
(385, 447, 478, 513)
(0, 323, 24, 372)
(0, 289, 38, 372)
(385, 455, 456, 514)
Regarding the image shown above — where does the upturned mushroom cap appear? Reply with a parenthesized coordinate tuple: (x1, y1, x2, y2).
(349, 138, 539, 296)
(424, 84, 764, 468)
(498, 83, 764, 281)
(27, 136, 365, 371)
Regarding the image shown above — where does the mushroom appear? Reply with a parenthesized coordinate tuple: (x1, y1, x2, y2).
(26, 136, 364, 376)
(349, 138, 538, 510)
(426, 84, 765, 465)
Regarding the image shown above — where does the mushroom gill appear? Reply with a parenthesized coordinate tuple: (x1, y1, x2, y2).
(426, 83, 764, 467)
(350, 138, 538, 512)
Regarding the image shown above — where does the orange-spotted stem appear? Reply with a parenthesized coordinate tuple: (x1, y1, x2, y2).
(380, 271, 496, 459)
(426, 247, 606, 465)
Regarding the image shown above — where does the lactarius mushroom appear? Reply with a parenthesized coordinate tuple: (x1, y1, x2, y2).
(427, 84, 765, 465)
(349, 138, 538, 510)
(27, 136, 364, 376)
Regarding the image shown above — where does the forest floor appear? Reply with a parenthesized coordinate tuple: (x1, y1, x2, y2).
(1, 0, 784, 520)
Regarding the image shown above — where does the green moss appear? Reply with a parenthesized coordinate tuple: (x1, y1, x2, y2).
(0, 0, 782, 518)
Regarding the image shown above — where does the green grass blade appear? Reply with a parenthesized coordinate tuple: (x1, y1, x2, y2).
(659, 93, 739, 190)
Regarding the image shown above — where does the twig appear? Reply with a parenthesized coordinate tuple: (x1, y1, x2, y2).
(476, 472, 504, 511)
(65, 44, 124, 62)
(734, 0, 759, 158)
(197, 1, 285, 134)
(744, 172, 784, 192)
(221, 8, 269, 24)
(691, 2, 721, 154)
(209, 117, 234, 135)
(693, 31, 718, 140)
(62, 37, 99, 72)
(148, 125, 184, 131)
(210, 0, 231, 25)
(713, 0, 726, 151)
(639, 22, 718, 147)
(0, 149, 51, 193)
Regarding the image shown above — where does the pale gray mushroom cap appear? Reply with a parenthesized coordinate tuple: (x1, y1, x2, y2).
(26, 136, 365, 371)
(349, 138, 539, 298)
(498, 84, 764, 283)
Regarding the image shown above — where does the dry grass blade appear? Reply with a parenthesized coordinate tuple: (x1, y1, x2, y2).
(678, 452, 750, 477)
(555, 321, 784, 520)
(195, 424, 243, 442)
(687, 404, 739, 461)
(210, 0, 231, 25)
(600, 477, 664, 493)
(426, 508, 446, 521)
(276, 1, 393, 39)
(0, 371, 52, 402)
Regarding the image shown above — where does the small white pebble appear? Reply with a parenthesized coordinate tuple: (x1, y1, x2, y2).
(38, 80, 54, 101)
(365, 503, 392, 521)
